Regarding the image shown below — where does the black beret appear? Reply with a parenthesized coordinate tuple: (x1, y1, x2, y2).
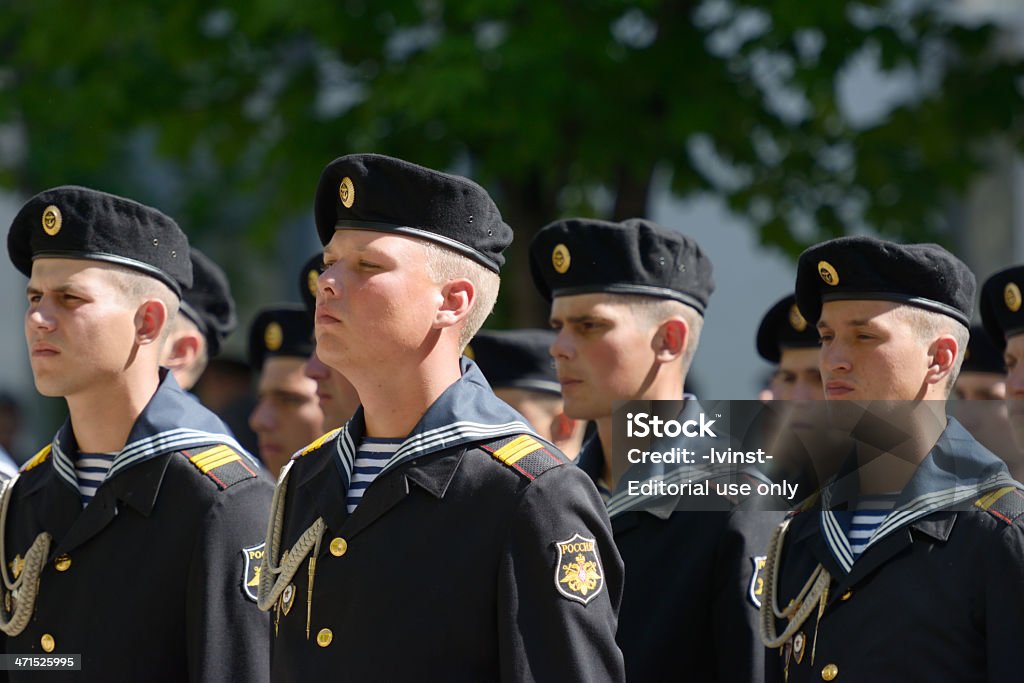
(529, 218, 715, 314)
(180, 248, 237, 357)
(7, 185, 192, 296)
(314, 153, 512, 272)
(980, 265, 1024, 349)
(298, 253, 321, 319)
(756, 294, 819, 363)
(962, 325, 1007, 375)
(795, 236, 975, 327)
(248, 305, 314, 371)
(466, 329, 560, 396)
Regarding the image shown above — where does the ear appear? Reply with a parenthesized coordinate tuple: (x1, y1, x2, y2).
(652, 318, 688, 363)
(434, 278, 475, 330)
(925, 334, 958, 386)
(135, 300, 169, 346)
(163, 331, 201, 371)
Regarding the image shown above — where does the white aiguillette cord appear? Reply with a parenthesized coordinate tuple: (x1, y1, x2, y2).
(759, 517, 832, 659)
(0, 475, 52, 636)
(257, 460, 326, 640)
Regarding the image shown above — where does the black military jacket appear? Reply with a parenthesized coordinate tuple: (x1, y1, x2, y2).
(577, 415, 780, 683)
(0, 371, 272, 682)
(266, 359, 625, 682)
(765, 418, 1024, 682)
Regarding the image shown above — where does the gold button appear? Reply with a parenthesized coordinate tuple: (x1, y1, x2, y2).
(316, 628, 333, 647)
(329, 537, 348, 557)
(841, 590, 852, 601)
(821, 663, 838, 680)
(54, 555, 71, 572)
(41, 634, 55, 653)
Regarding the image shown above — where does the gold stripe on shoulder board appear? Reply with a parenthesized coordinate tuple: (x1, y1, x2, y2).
(21, 445, 52, 472)
(491, 435, 544, 466)
(975, 486, 1017, 511)
(299, 428, 343, 458)
(190, 445, 241, 474)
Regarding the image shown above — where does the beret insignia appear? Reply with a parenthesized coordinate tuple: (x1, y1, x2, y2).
(552, 244, 571, 274)
(41, 205, 62, 236)
(264, 322, 283, 352)
(1005, 282, 1022, 313)
(307, 268, 319, 299)
(339, 176, 355, 209)
(818, 260, 839, 286)
(788, 304, 807, 332)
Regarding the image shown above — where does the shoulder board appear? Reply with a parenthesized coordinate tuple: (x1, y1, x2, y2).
(20, 444, 52, 473)
(479, 434, 565, 481)
(975, 486, 1024, 526)
(296, 428, 342, 459)
(181, 445, 258, 490)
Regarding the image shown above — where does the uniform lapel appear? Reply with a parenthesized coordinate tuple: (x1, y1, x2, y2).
(21, 464, 80, 550)
(829, 508, 957, 601)
(788, 510, 847, 588)
(339, 469, 410, 540)
(340, 450, 466, 542)
(52, 454, 172, 556)
(828, 528, 911, 600)
(295, 451, 348, 537)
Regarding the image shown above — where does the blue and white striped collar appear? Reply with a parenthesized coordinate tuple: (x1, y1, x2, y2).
(578, 395, 721, 520)
(50, 369, 254, 494)
(331, 357, 540, 491)
(820, 416, 1022, 574)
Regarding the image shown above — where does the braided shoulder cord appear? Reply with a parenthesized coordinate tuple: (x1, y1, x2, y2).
(257, 462, 326, 612)
(0, 475, 51, 636)
(759, 518, 831, 649)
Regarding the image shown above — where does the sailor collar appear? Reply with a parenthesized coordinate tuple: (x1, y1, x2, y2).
(46, 369, 251, 496)
(818, 416, 1021, 574)
(329, 357, 539, 491)
(578, 394, 726, 520)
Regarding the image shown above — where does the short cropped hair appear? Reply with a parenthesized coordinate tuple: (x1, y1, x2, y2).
(422, 241, 501, 349)
(106, 265, 180, 342)
(893, 305, 969, 394)
(610, 294, 705, 377)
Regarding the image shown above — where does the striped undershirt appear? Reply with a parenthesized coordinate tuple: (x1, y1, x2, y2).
(847, 493, 899, 558)
(75, 452, 117, 506)
(346, 437, 403, 514)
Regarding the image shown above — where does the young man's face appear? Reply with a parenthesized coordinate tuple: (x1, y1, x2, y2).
(817, 300, 935, 402)
(549, 294, 659, 421)
(25, 259, 142, 398)
(249, 356, 324, 474)
(771, 347, 824, 401)
(1005, 334, 1024, 448)
(316, 230, 441, 376)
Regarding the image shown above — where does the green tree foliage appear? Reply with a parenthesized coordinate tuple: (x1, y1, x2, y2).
(1, 1, 1021, 323)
